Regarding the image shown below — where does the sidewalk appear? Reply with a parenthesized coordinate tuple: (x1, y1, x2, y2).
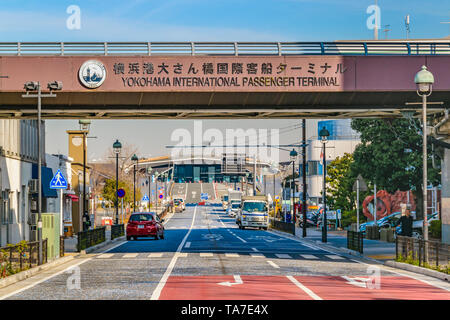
(64, 228, 112, 253)
(294, 227, 396, 262)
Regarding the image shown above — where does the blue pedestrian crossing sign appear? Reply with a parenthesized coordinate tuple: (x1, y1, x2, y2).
(142, 194, 150, 201)
(49, 169, 68, 189)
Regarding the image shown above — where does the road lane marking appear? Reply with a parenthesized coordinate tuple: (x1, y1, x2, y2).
(275, 254, 292, 259)
(0, 240, 127, 300)
(301, 254, 319, 259)
(178, 253, 188, 257)
(235, 236, 247, 243)
(266, 230, 320, 250)
(250, 253, 264, 258)
(225, 253, 239, 258)
(251, 247, 259, 252)
(97, 253, 114, 259)
(218, 275, 243, 287)
(185, 242, 191, 248)
(148, 253, 163, 258)
(325, 255, 345, 260)
(150, 205, 198, 300)
(267, 260, 280, 269)
(123, 253, 138, 258)
(286, 276, 322, 300)
(200, 253, 214, 257)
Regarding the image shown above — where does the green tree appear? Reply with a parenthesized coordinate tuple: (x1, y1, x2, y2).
(350, 118, 441, 219)
(102, 179, 141, 208)
(325, 153, 356, 211)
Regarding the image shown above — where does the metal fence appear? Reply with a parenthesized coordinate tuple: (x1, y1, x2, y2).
(111, 224, 124, 240)
(396, 235, 450, 267)
(269, 218, 295, 235)
(60, 236, 65, 258)
(0, 42, 450, 56)
(0, 239, 48, 277)
(347, 231, 364, 254)
(77, 227, 106, 252)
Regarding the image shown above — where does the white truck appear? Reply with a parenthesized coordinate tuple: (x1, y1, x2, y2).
(236, 195, 269, 230)
(226, 190, 242, 217)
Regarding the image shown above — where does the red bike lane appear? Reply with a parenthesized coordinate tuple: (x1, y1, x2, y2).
(159, 275, 450, 300)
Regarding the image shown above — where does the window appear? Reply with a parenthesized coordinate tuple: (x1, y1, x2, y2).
(129, 214, 154, 222)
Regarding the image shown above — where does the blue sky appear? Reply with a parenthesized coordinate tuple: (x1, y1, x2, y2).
(1, 0, 450, 41)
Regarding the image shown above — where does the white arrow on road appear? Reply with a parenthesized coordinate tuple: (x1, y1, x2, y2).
(218, 275, 243, 287)
(341, 276, 370, 288)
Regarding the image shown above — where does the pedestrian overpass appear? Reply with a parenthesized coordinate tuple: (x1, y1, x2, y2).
(0, 41, 449, 243)
(0, 41, 449, 119)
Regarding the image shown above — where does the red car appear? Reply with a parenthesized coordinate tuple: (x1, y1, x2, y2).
(126, 212, 165, 240)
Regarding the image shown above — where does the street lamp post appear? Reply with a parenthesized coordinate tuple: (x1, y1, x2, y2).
(414, 65, 435, 261)
(79, 120, 91, 231)
(22, 81, 61, 265)
(290, 149, 298, 223)
(113, 140, 122, 224)
(131, 154, 138, 212)
(319, 126, 330, 243)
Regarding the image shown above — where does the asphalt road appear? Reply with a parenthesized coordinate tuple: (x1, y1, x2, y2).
(1, 204, 449, 300)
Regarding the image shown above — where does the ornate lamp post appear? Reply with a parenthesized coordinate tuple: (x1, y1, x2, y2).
(131, 154, 139, 212)
(319, 126, 330, 243)
(79, 120, 91, 231)
(414, 65, 434, 257)
(113, 139, 122, 224)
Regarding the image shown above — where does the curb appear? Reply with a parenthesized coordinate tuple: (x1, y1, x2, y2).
(0, 255, 74, 289)
(384, 260, 450, 282)
(80, 236, 126, 254)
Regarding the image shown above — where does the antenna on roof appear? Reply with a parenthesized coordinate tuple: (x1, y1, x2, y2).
(405, 15, 411, 39)
(383, 24, 391, 39)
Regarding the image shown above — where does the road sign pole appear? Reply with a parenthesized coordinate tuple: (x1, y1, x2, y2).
(121, 198, 124, 224)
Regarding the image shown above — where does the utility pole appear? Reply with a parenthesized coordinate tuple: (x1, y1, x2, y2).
(302, 119, 307, 238)
(22, 81, 60, 265)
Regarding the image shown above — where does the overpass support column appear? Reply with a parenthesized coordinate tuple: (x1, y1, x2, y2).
(442, 136, 450, 244)
(440, 120, 450, 244)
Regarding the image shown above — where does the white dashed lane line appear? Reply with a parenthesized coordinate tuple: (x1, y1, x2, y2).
(267, 260, 280, 269)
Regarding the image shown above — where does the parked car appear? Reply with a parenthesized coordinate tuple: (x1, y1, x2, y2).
(359, 212, 402, 234)
(126, 212, 165, 240)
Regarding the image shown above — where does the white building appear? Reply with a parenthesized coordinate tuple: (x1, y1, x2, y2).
(302, 119, 360, 207)
(0, 119, 42, 246)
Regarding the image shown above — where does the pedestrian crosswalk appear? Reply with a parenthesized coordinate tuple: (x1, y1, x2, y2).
(95, 252, 349, 261)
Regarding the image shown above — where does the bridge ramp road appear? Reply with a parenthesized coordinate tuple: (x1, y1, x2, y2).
(186, 183, 202, 204)
(201, 183, 216, 201)
(171, 183, 187, 200)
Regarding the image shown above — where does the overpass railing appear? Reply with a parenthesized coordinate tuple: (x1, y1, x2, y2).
(0, 42, 449, 56)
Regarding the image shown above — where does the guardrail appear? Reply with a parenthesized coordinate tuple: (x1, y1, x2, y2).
(396, 235, 449, 267)
(269, 218, 295, 235)
(0, 42, 449, 56)
(347, 231, 364, 254)
(111, 224, 125, 240)
(77, 227, 106, 252)
(0, 239, 48, 277)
